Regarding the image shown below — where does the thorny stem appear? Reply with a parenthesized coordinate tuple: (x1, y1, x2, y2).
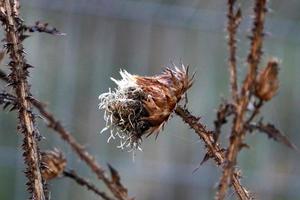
(175, 106, 251, 200)
(227, 0, 241, 102)
(218, 1, 267, 199)
(213, 102, 235, 144)
(0, 69, 129, 199)
(30, 98, 131, 200)
(1, 0, 46, 199)
(63, 170, 115, 200)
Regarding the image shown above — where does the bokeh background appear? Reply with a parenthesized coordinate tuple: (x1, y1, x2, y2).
(0, 0, 299, 199)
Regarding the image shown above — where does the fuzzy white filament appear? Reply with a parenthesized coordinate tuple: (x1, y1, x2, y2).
(99, 70, 143, 151)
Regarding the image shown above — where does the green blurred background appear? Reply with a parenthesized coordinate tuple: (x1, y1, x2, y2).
(0, 0, 299, 199)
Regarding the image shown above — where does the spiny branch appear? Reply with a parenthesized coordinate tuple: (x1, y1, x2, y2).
(213, 101, 235, 143)
(29, 97, 131, 200)
(0, 0, 46, 199)
(247, 121, 298, 152)
(22, 21, 66, 36)
(218, 1, 267, 199)
(0, 70, 131, 200)
(175, 106, 251, 200)
(227, 0, 241, 101)
(63, 170, 115, 200)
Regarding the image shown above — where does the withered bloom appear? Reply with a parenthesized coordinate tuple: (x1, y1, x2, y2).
(255, 58, 279, 101)
(41, 149, 66, 181)
(99, 65, 192, 150)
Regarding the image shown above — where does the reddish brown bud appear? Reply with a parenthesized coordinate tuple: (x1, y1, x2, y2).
(255, 58, 279, 101)
(41, 149, 66, 181)
(99, 65, 193, 150)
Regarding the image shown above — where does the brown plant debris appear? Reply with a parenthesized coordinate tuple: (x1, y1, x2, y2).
(255, 58, 279, 101)
(63, 170, 115, 200)
(22, 21, 66, 36)
(175, 106, 251, 200)
(99, 65, 192, 150)
(227, 0, 242, 101)
(41, 149, 67, 181)
(214, 101, 235, 143)
(217, 0, 268, 199)
(0, 0, 46, 199)
(247, 121, 298, 151)
(29, 97, 131, 200)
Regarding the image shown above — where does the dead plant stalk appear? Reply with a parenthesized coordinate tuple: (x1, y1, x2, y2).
(1, 0, 45, 199)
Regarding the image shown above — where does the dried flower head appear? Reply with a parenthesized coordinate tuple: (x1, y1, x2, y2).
(255, 58, 279, 101)
(99, 65, 193, 151)
(41, 149, 66, 181)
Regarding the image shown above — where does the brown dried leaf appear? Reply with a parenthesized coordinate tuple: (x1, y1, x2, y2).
(249, 122, 298, 151)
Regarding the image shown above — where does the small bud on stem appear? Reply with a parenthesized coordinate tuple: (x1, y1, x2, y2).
(41, 149, 66, 181)
(255, 58, 279, 101)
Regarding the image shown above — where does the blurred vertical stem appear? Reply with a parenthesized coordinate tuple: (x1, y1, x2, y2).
(218, 0, 267, 199)
(1, 0, 46, 199)
(227, 0, 241, 102)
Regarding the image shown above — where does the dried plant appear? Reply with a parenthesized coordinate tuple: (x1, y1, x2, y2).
(40, 149, 114, 200)
(0, 0, 130, 199)
(41, 149, 67, 181)
(99, 66, 192, 151)
(63, 170, 115, 200)
(0, 0, 46, 199)
(0, 0, 297, 200)
(30, 97, 131, 200)
(255, 58, 279, 101)
(22, 21, 66, 36)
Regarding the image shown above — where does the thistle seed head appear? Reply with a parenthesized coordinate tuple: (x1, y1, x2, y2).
(41, 149, 66, 181)
(255, 58, 279, 101)
(99, 64, 193, 151)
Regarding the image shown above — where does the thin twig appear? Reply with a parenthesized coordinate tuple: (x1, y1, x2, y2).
(213, 102, 235, 144)
(0, 0, 46, 199)
(227, 0, 241, 101)
(63, 170, 115, 200)
(0, 67, 130, 199)
(175, 106, 251, 200)
(218, 1, 267, 199)
(23, 21, 66, 36)
(30, 97, 131, 200)
(247, 121, 298, 152)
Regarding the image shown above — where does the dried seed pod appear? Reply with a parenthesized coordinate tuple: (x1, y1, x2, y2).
(41, 149, 66, 181)
(255, 58, 279, 101)
(99, 65, 193, 150)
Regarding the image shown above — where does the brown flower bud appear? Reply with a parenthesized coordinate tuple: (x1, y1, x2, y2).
(41, 149, 66, 181)
(99, 65, 193, 150)
(255, 58, 279, 101)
